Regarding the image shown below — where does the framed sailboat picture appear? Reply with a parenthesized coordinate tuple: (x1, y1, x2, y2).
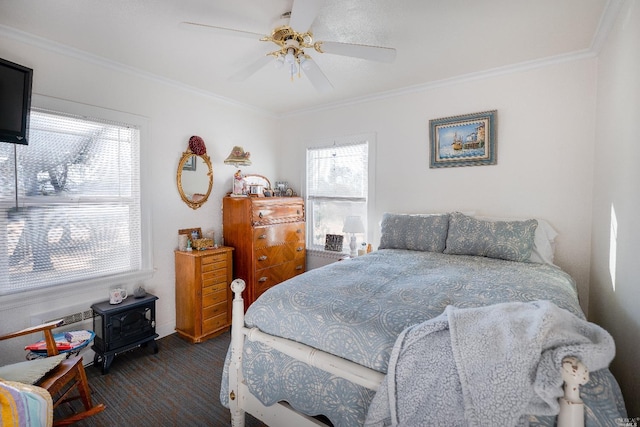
(429, 110, 497, 168)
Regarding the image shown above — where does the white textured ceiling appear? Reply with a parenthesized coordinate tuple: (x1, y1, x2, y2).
(0, 0, 611, 115)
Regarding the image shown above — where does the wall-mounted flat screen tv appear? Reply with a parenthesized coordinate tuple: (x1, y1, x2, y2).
(0, 57, 33, 145)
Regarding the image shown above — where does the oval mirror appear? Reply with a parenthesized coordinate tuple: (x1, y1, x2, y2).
(177, 151, 213, 210)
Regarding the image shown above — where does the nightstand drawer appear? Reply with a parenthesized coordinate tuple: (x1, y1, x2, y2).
(202, 283, 227, 306)
(202, 268, 228, 287)
(203, 313, 227, 334)
(202, 257, 227, 272)
(203, 301, 227, 319)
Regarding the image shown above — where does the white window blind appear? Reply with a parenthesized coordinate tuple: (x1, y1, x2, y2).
(306, 140, 368, 252)
(0, 109, 142, 295)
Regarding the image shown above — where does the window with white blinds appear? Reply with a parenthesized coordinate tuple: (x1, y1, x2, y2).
(306, 139, 369, 252)
(0, 109, 142, 295)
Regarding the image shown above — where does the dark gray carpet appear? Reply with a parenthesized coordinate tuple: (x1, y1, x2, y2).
(62, 331, 265, 427)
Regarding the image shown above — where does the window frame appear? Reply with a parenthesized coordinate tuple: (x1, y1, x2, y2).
(0, 94, 153, 306)
(304, 133, 376, 254)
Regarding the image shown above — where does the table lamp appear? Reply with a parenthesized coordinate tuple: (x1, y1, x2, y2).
(342, 216, 365, 257)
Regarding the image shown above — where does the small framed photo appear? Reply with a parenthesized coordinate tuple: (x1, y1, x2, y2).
(429, 110, 497, 168)
(273, 181, 288, 197)
(324, 234, 344, 252)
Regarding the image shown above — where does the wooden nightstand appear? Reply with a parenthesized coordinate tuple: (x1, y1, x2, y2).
(174, 246, 234, 343)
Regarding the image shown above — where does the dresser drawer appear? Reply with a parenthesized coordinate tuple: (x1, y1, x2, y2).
(255, 241, 305, 268)
(253, 272, 280, 300)
(283, 258, 306, 277)
(253, 259, 306, 298)
(255, 245, 286, 268)
(253, 223, 305, 248)
(252, 203, 304, 225)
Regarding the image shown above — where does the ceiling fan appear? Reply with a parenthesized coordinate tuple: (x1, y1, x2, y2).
(180, 0, 397, 93)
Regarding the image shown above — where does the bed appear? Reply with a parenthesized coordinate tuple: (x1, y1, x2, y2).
(220, 212, 627, 426)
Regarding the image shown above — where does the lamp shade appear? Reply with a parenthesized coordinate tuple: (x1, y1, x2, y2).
(224, 146, 252, 166)
(342, 216, 365, 233)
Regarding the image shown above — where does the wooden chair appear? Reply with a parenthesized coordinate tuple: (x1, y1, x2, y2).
(0, 319, 105, 426)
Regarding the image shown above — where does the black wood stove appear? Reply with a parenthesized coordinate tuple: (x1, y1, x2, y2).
(91, 293, 159, 374)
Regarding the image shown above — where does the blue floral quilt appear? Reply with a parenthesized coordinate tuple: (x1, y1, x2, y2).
(221, 249, 626, 426)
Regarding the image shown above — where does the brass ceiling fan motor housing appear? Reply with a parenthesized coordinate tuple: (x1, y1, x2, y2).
(265, 25, 314, 55)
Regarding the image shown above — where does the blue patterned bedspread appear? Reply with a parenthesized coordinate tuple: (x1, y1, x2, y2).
(221, 249, 626, 426)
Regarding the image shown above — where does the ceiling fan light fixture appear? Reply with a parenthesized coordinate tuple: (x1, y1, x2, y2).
(299, 55, 311, 71)
(285, 48, 296, 64)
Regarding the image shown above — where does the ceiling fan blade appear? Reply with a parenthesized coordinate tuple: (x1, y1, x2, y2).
(316, 41, 396, 63)
(289, 0, 322, 32)
(301, 58, 333, 93)
(229, 55, 273, 82)
(179, 21, 265, 40)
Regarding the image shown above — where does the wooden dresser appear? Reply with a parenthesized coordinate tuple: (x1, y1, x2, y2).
(223, 196, 306, 310)
(174, 246, 234, 343)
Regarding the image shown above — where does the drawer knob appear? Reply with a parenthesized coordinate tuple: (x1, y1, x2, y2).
(258, 255, 267, 261)
(295, 265, 303, 270)
(259, 212, 264, 218)
(297, 210, 301, 215)
(258, 277, 268, 282)
(296, 247, 304, 252)
(258, 234, 267, 239)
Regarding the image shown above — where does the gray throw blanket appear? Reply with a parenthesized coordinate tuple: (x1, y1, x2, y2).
(364, 300, 615, 427)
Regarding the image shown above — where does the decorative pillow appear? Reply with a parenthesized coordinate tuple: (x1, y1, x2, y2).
(0, 354, 66, 385)
(379, 213, 449, 252)
(475, 215, 557, 265)
(444, 212, 538, 262)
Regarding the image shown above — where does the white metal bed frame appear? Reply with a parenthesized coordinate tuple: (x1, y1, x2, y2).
(227, 279, 589, 427)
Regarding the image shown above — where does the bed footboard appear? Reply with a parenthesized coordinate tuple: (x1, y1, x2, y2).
(228, 279, 590, 427)
(557, 356, 589, 427)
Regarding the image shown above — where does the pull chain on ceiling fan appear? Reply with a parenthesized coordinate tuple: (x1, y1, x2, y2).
(180, 0, 396, 93)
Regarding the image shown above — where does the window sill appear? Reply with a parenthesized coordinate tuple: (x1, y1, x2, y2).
(0, 269, 154, 311)
(306, 249, 348, 260)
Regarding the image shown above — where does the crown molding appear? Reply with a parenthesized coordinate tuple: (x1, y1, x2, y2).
(0, 24, 276, 118)
(281, 49, 597, 118)
(280, 0, 624, 119)
(590, 0, 625, 54)
(0, 0, 623, 120)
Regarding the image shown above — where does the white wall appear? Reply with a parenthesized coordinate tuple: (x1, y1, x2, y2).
(279, 58, 598, 312)
(0, 34, 279, 363)
(589, 0, 640, 414)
